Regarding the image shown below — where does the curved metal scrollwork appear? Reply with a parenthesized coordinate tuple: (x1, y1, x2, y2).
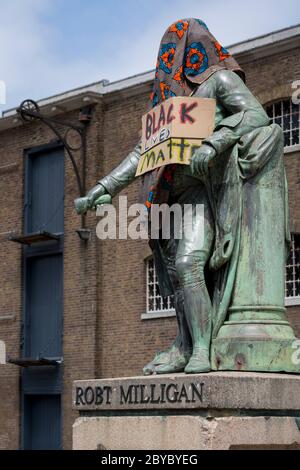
(17, 99, 89, 196)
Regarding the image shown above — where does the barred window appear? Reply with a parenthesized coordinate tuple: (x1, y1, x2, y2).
(146, 235, 300, 315)
(266, 99, 300, 148)
(286, 234, 300, 304)
(146, 257, 174, 314)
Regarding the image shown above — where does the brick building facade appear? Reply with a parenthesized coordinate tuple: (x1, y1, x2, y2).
(0, 24, 299, 449)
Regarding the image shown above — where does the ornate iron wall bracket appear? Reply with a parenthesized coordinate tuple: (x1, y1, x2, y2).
(17, 99, 91, 197)
(17, 99, 93, 238)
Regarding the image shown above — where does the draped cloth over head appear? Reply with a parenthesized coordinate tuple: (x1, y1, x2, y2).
(150, 18, 244, 108)
(141, 18, 244, 210)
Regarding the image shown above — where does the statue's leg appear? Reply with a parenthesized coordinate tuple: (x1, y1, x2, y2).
(143, 237, 192, 376)
(161, 237, 193, 356)
(174, 184, 215, 373)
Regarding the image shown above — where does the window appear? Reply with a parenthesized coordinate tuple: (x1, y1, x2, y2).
(145, 235, 300, 316)
(145, 257, 175, 317)
(266, 99, 300, 148)
(286, 234, 300, 305)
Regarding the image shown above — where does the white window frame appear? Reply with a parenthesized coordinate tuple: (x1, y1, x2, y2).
(142, 233, 300, 319)
(141, 257, 175, 320)
(266, 99, 300, 149)
(285, 234, 300, 306)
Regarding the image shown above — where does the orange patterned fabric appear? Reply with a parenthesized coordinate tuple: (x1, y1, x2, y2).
(150, 18, 244, 108)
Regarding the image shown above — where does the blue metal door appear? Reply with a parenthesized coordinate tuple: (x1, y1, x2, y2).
(23, 395, 61, 450)
(26, 145, 64, 234)
(24, 254, 63, 358)
(22, 144, 64, 450)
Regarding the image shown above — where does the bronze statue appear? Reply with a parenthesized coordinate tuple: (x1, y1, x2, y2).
(75, 19, 300, 375)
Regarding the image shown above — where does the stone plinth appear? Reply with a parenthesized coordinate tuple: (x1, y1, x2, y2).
(72, 372, 300, 450)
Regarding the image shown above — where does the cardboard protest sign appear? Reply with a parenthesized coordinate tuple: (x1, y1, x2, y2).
(136, 97, 216, 177)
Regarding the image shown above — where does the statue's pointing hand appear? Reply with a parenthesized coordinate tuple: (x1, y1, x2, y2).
(74, 183, 111, 215)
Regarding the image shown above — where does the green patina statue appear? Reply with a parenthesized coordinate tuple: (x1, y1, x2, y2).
(75, 19, 300, 375)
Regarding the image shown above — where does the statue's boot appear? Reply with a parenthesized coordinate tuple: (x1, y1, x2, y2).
(143, 284, 192, 375)
(143, 342, 190, 375)
(184, 347, 210, 374)
(155, 348, 190, 374)
(142, 350, 171, 376)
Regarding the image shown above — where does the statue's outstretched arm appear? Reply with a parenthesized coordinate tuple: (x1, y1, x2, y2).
(99, 140, 142, 197)
(75, 140, 141, 214)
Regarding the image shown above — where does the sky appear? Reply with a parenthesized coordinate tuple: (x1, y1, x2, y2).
(0, 0, 300, 111)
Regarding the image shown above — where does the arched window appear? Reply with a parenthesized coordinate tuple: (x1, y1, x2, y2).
(266, 99, 300, 148)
